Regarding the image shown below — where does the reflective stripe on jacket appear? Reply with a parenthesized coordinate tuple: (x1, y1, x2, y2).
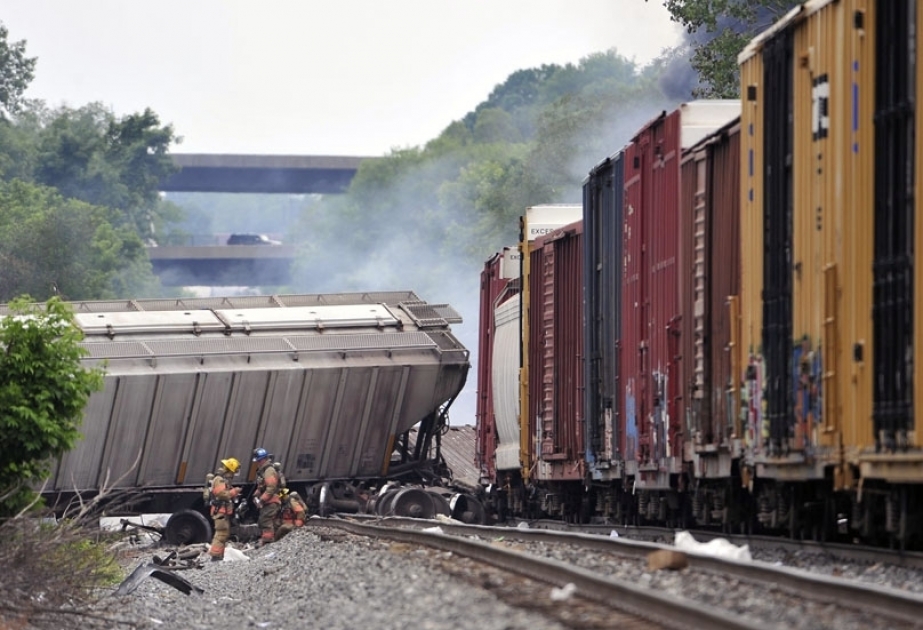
(210, 474, 239, 516)
(256, 463, 282, 504)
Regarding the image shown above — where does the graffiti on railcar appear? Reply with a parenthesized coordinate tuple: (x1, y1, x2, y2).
(792, 339, 822, 451)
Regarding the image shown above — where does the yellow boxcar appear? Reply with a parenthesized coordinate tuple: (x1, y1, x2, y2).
(858, 0, 923, 494)
(740, 0, 923, 544)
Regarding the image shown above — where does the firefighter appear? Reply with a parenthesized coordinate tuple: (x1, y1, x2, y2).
(251, 447, 282, 545)
(205, 457, 241, 561)
(275, 487, 308, 540)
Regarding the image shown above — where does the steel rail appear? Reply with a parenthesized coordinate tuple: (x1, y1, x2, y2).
(309, 517, 771, 630)
(524, 520, 923, 569)
(356, 516, 923, 626)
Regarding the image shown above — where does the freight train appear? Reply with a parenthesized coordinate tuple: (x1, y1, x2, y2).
(475, 0, 923, 548)
(2, 291, 472, 543)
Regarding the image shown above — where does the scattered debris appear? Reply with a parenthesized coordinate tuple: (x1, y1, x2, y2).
(550, 582, 577, 601)
(223, 546, 250, 562)
(115, 562, 204, 596)
(647, 549, 689, 571)
(674, 531, 752, 562)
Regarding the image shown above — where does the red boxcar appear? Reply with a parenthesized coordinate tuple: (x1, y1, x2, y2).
(527, 220, 584, 495)
(680, 119, 742, 467)
(622, 102, 739, 506)
(679, 117, 744, 527)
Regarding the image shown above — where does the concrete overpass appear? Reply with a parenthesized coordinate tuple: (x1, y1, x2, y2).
(148, 245, 297, 286)
(161, 153, 371, 194)
(151, 152, 375, 284)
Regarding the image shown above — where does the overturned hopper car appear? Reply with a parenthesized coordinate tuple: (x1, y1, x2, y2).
(24, 291, 469, 542)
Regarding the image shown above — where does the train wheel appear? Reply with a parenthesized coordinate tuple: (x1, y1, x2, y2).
(164, 509, 211, 545)
(389, 488, 437, 519)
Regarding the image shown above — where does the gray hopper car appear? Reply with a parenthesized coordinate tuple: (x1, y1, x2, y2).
(28, 291, 469, 541)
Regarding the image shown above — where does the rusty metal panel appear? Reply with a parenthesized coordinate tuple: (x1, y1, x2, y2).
(528, 220, 584, 482)
(519, 205, 582, 480)
(681, 121, 743, 459)
(624, 103, 738, 489)
(644, 108, 683, 476)
(680, 144, 706, 447)
(622, 138, 647, 473)
(583, 151, 625, 481)
(707, 123, 742, 450)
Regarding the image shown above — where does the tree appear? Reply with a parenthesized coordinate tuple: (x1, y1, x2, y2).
(472, 107, 522, 144)
(660, 0, 799, 97)
(0, 297, 104, 515)
(0, 179, 161, 302)
(0, 22, 37, 119)
(32, 104, 179, 239)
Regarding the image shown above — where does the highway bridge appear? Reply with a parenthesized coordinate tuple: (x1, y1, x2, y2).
(162, 153, 369, 194)
(151, 153, 372, 285)
(148, 245, 297, 286)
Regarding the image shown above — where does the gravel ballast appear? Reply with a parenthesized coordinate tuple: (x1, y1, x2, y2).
(90, 527, 571, 630)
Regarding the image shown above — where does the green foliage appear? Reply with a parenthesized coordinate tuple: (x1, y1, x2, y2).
(0, 22, 37, 119)
(0, 297, 104, 516)
(689, 28, 752, 98)
(661, 0, 800, 97)
(0, 116, 37, 181)
(0, 179, 161, 301)
(472, 108, 522, 144)
(31, 103, 179, 238)
(0, 22, 182, 299)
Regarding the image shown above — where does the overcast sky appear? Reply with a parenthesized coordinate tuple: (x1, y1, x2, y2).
(4, 1, 681, 157)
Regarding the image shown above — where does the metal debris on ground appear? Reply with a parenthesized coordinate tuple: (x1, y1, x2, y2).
(114, 562, 204, 597)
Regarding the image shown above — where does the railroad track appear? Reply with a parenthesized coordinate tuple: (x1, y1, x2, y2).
(318, 515, 923, 630)
(309, 517, 763, 630)
(519, 520, 923, 571)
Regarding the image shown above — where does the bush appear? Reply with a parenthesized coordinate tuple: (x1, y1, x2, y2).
(0, 296, 105, 516)
(0, 504, 131, 629)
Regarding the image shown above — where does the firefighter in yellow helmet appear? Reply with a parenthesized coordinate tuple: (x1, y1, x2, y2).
(205, 457, 241, 561)
(275, 487, 308, 540)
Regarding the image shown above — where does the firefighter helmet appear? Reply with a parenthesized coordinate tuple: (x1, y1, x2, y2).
(221, 457, 240, 474)
(252, 447, 269, 462)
